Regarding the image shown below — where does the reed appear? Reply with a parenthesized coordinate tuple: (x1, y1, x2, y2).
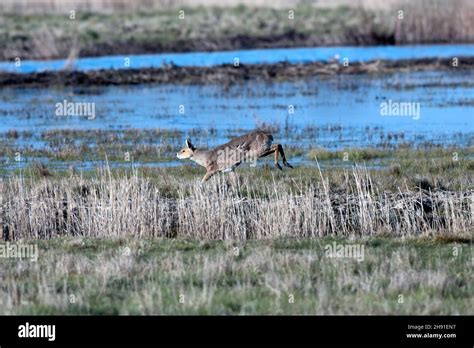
(392, 0, 474, 44)
(2, 166, 472, 240)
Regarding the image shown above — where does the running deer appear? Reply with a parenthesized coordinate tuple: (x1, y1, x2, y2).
(177, 129, 293, 183)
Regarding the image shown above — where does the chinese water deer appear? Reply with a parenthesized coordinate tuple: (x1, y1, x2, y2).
(177, 129, 293, 183)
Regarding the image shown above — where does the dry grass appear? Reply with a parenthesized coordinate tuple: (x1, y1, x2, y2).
(393, 1, 474, 44)
(0, 236, 471, 314)
(0, 0, 466, 13)
(2, 166, 472, 240)
(0, 0, 403, 13)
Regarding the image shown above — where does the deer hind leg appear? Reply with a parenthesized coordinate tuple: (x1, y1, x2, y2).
(277, 144, 293, 168)
(273, 146, 283, 170)
(259, 144, 282, 170)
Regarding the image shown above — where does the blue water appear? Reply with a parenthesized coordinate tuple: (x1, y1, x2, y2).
(1, 44, 474, 74)
(1, 70, 472, 151)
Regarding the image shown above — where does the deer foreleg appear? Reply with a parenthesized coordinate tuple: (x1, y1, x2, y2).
(201, 170, 216, 183)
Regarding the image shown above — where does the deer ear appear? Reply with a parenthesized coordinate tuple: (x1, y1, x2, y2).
(185, 138, 195, 150)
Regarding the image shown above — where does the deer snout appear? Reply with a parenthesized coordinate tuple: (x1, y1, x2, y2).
(177, 148, 192, 159)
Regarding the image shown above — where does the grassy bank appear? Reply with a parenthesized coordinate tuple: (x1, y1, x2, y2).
(1, 1, 473, 61)
(0, 236, 471, 314)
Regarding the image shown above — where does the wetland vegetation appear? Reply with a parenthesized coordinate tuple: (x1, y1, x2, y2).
(0, 0, 472, 316)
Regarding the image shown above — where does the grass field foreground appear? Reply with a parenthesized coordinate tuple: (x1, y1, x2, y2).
(0, 236, 471, 315)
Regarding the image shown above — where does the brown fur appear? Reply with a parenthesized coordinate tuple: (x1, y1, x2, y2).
(177, 129, 293, 183)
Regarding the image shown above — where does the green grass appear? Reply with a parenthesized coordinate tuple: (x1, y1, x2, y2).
(3, 145, 472, 193)
(2, 1, 472, 61)
(1, 236, 472, 315)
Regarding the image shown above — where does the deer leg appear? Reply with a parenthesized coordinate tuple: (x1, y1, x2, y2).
(259, 144, 282, 170)
(222, 161, 241, 173)
(201, 170, 216, 183)
(259, 145, 276, 158)
(273, 147, 282, 170)
(277, 144, 293, 168)
(230, 161, 241, 171)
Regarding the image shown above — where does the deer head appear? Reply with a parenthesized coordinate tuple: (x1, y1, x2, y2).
(176, 138, 196, 159)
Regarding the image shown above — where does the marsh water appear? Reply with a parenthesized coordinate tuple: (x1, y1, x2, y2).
(1, 45, 473, 171)
(1, 44, 474, 73)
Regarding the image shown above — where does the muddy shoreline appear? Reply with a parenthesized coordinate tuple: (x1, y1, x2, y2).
(65, 32, 400, 61)
(1, 57, 473, 88)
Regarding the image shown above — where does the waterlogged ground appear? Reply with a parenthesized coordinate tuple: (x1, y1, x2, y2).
(1, 68, 473, 173)
(1, 59, 473, 316)
(0, 237, 471, 315)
